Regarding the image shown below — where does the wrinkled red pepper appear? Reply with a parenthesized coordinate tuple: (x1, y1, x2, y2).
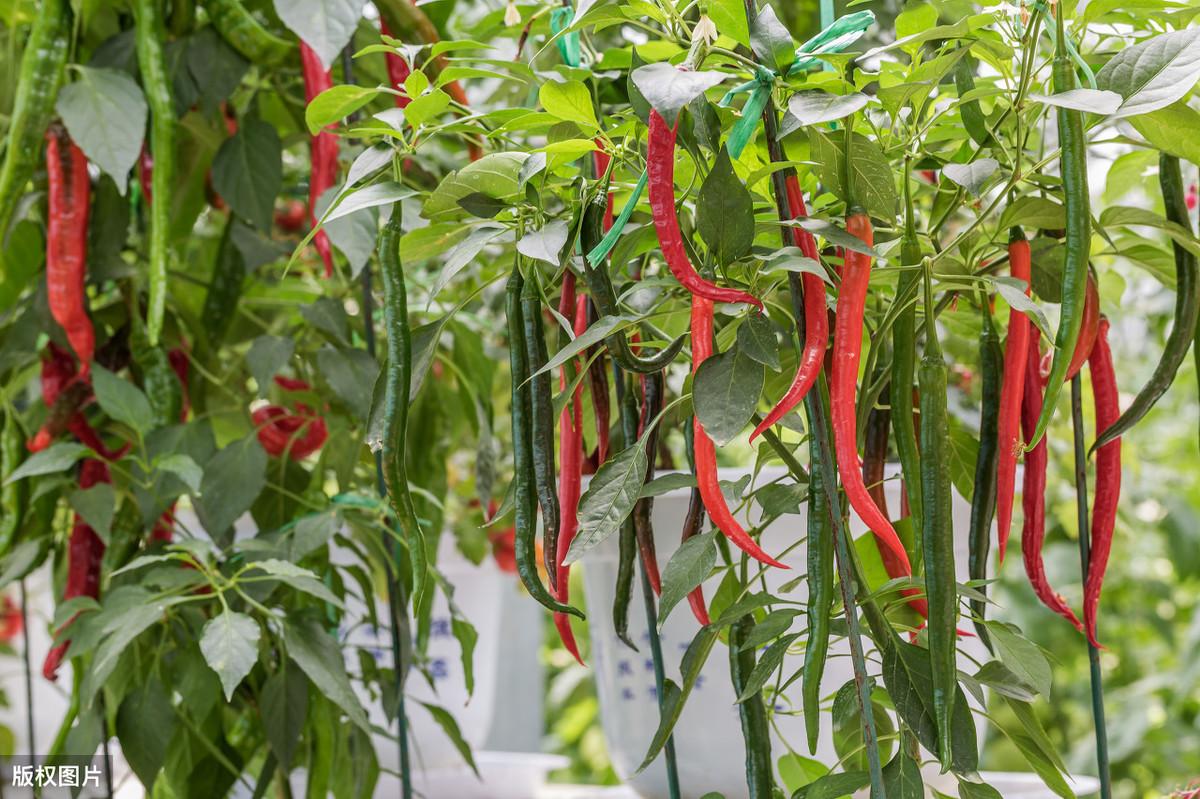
(252, 376, 328, 459)
(299, 41, 338, 277)
(45, 126, 94, 378)
(1085, 317, 1119, 648)
(996, 232, 1033, 564)
(28, 344, 127, 459)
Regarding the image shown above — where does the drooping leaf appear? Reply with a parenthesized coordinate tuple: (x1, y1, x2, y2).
(93, 364, 155, 434)
(696, 147, 755, 264)
(694, 345, 765, 446)
(631, 63, 728, 125)
(4, 443, 90, 484)
(211, 117, 283, 231)
(285, 617, 371, 732)
(200, 609, 261, 701)
(55, 66, 147, 192)
(194, 435, 268, 536)
(1096, 28, 1200, 118)
(565, 434, 650, 564)
(636, 625, 719, 771)
(261, 662, 309, 768)
(657, 531, 717, 625)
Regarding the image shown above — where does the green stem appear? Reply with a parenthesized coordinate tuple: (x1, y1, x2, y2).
(1070, 375, 1112, 799)
(639, 557, 682, 799)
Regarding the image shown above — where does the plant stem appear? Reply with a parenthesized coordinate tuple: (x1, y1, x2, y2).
(20, 580, 34, 755)
(639, 558, 682, 799)
(1070, 375, 1112, 799)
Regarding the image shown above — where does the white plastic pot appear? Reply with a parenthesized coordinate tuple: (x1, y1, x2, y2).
(581, 466, 990, 799)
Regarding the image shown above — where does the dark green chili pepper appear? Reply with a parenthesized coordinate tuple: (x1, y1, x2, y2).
(379, 209, 429, 609)
(801, 432, 834, 755)
(134, 0, 176, 346)
(953, 51, 991, 147)
(1094, 153, 1199, 450)
(0, 0, 69, 241)
(632, 371, 664, 594)
(520, 273, 562, 586)
(200, 217, 246, 346)
(968, 299, 1002, 648)
(207, 0, 292, 65)
(729, 614, 773, 799)
(919, 263, 956, 772)
(508, 263, 582, 618)
(1, 413, 27, 556)
(167, 0, 195, 36)
(133, 341, 183, 429)
(892, 167, 924, 542)
(1028, 8, 1091, 448)
(613, 375, 640, 649)
(580, 195, 685, 374)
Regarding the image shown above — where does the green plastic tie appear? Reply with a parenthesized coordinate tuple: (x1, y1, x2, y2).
(550, 6, 581, 68)
(585, 170, 647, 267)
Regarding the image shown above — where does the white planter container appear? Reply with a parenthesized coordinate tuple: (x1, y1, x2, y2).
(581, 466, 990, 799)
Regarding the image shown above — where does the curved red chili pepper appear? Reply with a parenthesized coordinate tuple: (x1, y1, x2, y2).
(273, 375, 311, 392)
(45, 127, 94, 378)
(1020, 333, 1084, 631)
(1085, 317, 1119, 649)
(647, 110, 762, 310)
(28, 344, 129, 460)
(830, 212, 911, 573)
(299, 41, 338, 278)
(691, 295, 786, 568)
(996, 234, 1032, 564)
(552, 288, 588, 665)
(252, 403, 328, 459)
(1065, 272, 1099, 381)
(749, 174, 828, 441)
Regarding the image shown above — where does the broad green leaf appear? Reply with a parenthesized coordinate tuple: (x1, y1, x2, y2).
(808, 129, 897, 220)
(1000, 196, 1066, 231)
(274, 0, 360, 69)
(285, 617, 371, 732)
(784, 91, 868, 132)
(639, 472, 696, 498)
(156, 453, 203, 494)
(694, 345, 764, 446)
(83, 592, 191, 698)
(986, 621, 1052, 698)
(317, 345, 380, 421)
(261, 663, 308, 768)
(636, 625, 719, 771)
(246, 335, 295, 396)
(538, 80, 598, 129)
(736, 312, 780, 370)
(211, 117, 283, 231)
(5, 443, 90, 484)
(300, 296, 351, 345)
(116, 678, 176, 790)
(68, 484, 115, 543)
(1100, 204, 1200, 258)
(325, 181, 413, 223)
(942, 158, 1000, 196)
(516, 220, 570, 265)
(306, 85, 380, 133)
(403, 88, 451, 129)
(883, 751, 924, 798)
(1029, 88, 1123, 114)
(93, 364, 154, 434)
(194, 435, 267, 536)
(792, 770, 871, 799)
(958, 779, 1004, 799)
(1128, 100, 1200, 164)
(705, 0, 750, 48)
(200, 609, 261, 700)
(631, 63, 728, 125)
(248, 559, 345, 608)
(697, 147, 755, 264)
(423, 153, 529, 218)
(291, 510, 340, 560)
(657, 531, 717, 625)
(565, 434, 650, 564)
(1096, 28, 1200, 118)
(56, 66, 147, 192)
(749, 4, 795, 73)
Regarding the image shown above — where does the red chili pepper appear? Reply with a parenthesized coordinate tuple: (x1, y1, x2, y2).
(592, 146, 614, 231)
(647, 110, 762, 310)
(1065, 272, 1099, 381)
(275, 199, 309, 232)
(28, 344, 128, 460)
(138, 142, 154, 204)
(691, 295, 786, 568)
(252, 402, 328, 459)
(680, 485, 711, 626)
(830, 212, 911, 573)
(0, 595, 22, 643)
(379, 19, 413, 108)
(43, 458, 109, 681)
(273, 375, 311, 392)
(299, 41, 338, 277)
(1020, 332, 1083, 631)
(552, 289, 588, 665)
(749, 174, 828, 441)
(996, 233, 1033, 564)
(1085, 317, 1119, 648)
(45, 126, 94, 378)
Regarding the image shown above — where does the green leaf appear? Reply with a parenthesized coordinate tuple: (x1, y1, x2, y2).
(1128, 100, 1200, 164)
(194, 435, 267, 536)
(419, 701, 480, 776)
(1095, 28, 1200, 118)
(640, 472, 696, 498)
(291, 510, 340, 560)
(782, 91, 869, 133)
(1100, 204, 1200, 258)
(777, 752, 828, 795)
(186, 27, 249, 112)
(306, 85, 380, 133)
(200, 609, 261, 701)
(246, 335, 295, 396)
(274, 0, 360, 69)
(319, 188, 378, 277)
(451, 615, 478, 696)
(4, 442, 90, 484)
(986, 621, 1052, 698)
(247, 559, 345, 608)
(808, 129, 897, 220)
(261, 662, 308, 768)
(68, 483, 115, 543)
(697, 147, 755, 264)
(423, 153, 529, 218)
(999, 196, 1066, 231)
(1030, 88, 1123, 114)
(55, 65, 147, 193)
(83, 591, 191, 698)
(116, 678, 176, 790)
(156, 453, 203, 494)
(705, 0, 749, 47)
(942, 158, 1000, 196)
(325, 182, 414, 224)
(317, 345, 380, 421)
(736, 314, 780, 370)
(565, 433, 650, 564)
(749, 4, 795, 73)
(516, 220, 570, 265)
(958, 778, 1004, 799)
(657, 531, 717, 625)
(93, 364, 154, 434)
(403, 87, 451, 129)
(974, 660, 1038, 702)
(300, 296, 351, 345)
(792, 770, 870, 799)
(694, 345, 765, 446)
(637, 626, 719, 771)
(882, 751, 924, 799)
(285, 617, 371, 733)
(211, 117, 282, 231)
(631, 63, 728, 125)
(736, 633, 799, 701)
(538, 80, 598, 129)
(533, 313, 638, 378)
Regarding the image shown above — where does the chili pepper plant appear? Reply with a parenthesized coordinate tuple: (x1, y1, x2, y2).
(0, 0, 1197, 797)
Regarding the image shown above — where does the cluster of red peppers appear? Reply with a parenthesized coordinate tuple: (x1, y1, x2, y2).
(252, 376, 329, 460)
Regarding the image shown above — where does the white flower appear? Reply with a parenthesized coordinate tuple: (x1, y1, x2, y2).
(505, 2, 522, 27)
(692, 15, 718, 47)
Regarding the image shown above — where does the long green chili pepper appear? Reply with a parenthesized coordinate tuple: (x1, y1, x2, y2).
(520, 274, 562, 584)
(200, 216, 246, 346)
(613, 375, 641, 649)
(1028, 7, 1091, 448)
(1, 413, 27, 556)
(801, 431, 834, 755)
(207, 0, 292, 66)
(379, 210, 429, 610)
(134, 0, 176, 347)
(0, 0, 69, 242)
(919, 262, 957, 772)
(131, 331, 183, 429)
(633, 371, 664, 594)
(508, 263, 582, 618)
(729, 614, 774, 798)
(968, 299, 1002, 648)
(1094, 154, 1199, 449)
(953, 51, 992, 147)
(892, 163, 924, 537)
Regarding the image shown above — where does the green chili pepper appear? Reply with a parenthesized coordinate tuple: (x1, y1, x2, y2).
(612, 375, 640, 649)
(134, 0, 176, 347)
(891, 167, 924, 548)
(378, 209, 429, 609)
(632, 371, 664, 594)
(507, 263, 582, 619)
(167, 0, 195, 36)
(206, 0, 291, 65)
(729, 614, 774, 798)
(1094, 153, 1199, 450)
(1, 413, 27, 556)
(0, 0, 69, 241)
(520, 273, 562, 585)
(919, 262, 956, 772)
(968, 299, 1002, 648)
(801, 431, 833, 755)
(1028, 8, 1091, 448)
(134, 341, 183, 429)
(953, 51, 991, 147)
(201, 217, 246, 346)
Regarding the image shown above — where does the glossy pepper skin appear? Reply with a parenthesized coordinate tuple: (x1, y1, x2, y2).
(647, 110, 762, 309)
(207, 0, 291, 65)
(679, 419, 710, 626)
(44, 127, 94, 378)
(749, 174, 828, 441)
(300, 41, 338, 277)
(1085, 318, 1120, 649)
(969, 302, 1002, 646)
(520, 275, 562, 585)
(729, 615, 774, 798)
(1065, 272, 1099, 382)
(632, 370, 663, 595)
(830, 211, 911, 573)
(996, 231, 1033, 564)
(1021, 334, 1084, 632)
(891, 214, 924, 538)
(690, 295, 786, 568)
(801, 433, 833, 754)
